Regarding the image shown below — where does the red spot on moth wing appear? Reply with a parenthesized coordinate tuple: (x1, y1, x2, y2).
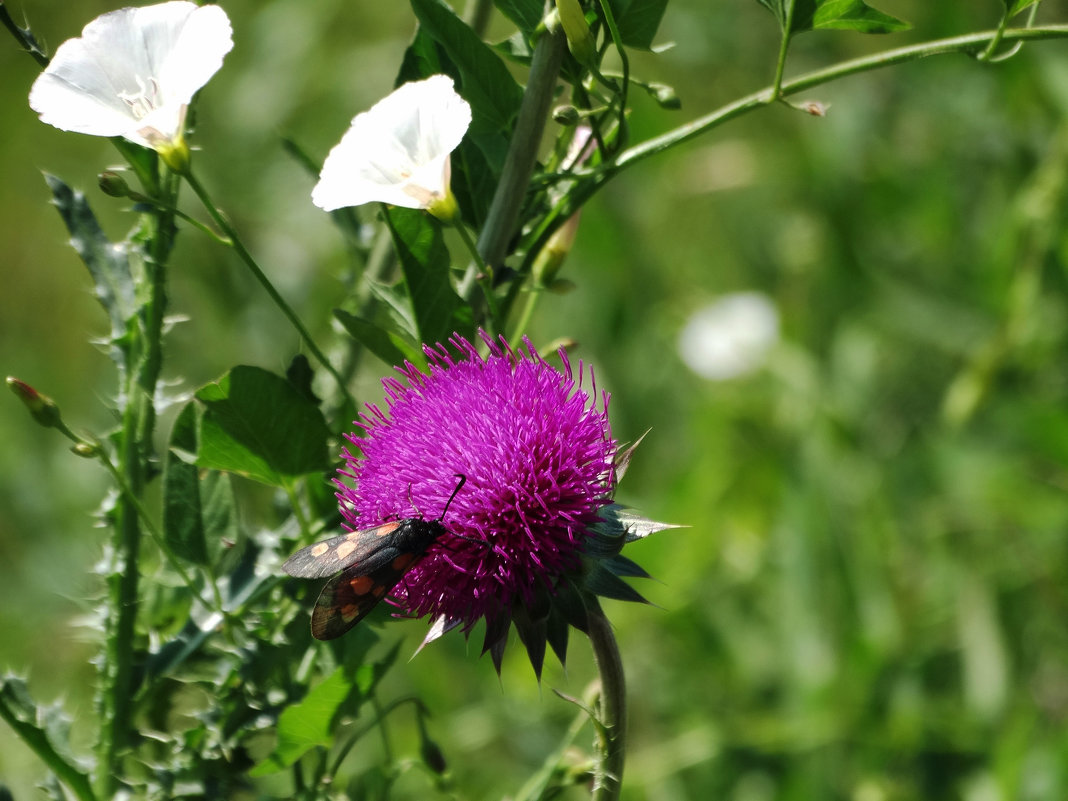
(348, 575, 376, 595)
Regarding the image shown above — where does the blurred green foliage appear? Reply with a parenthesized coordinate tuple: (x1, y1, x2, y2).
(3, 1, 1068, 799)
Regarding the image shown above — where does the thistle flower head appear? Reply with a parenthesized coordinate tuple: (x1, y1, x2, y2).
(337, 332, 631, 673)
(28, 1, 233, 162)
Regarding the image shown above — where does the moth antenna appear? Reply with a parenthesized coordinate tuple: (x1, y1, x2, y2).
(439, 474, 467, 521)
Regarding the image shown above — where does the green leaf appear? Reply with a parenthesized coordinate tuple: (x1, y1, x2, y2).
(753, 0, 909, 34)
(606, 0, 669, 50)
(201, 470, 239, 567)
(163, 403, 209, 565)
(195, 366, 333, 486)
(404, 0, 523, 225)
(383, 208, 474, 346)
(249, 666, 361, 776)
(409, 0, 524, 134)
(1005, 0, 1041, 16)
(0, 677, 94, 801)
(45, 173, 137, 341)
(333, 309, 424, 368)
(494, 0, 544, 36)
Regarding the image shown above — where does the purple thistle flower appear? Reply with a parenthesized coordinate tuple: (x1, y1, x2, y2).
(336, 331, 616, 649)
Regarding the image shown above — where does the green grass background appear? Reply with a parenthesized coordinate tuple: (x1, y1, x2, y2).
(3, 1, 1068, 799)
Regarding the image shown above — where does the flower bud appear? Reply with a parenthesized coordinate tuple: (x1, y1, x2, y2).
(71, 442, 101, 458)
(555, 0, 597, 67)
(647, 82, 681, 110)
(98, 171, 133, 198)
(416, 714, 448, 774)
(6, 377, 62, 429)
(553, 105, 581, 126)
(532, 212, 582, 287)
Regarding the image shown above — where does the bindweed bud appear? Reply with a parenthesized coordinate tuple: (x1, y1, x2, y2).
(647, 82, 681, 110)
(6, 377, 62, 429)
(553, 105, 581, 126)
(555, 0, 597, 67)
(98, 170, 133, 198)
(532, 212, 582, 287)
(71, 442, 101, 458)
(416, 714, 448, 774)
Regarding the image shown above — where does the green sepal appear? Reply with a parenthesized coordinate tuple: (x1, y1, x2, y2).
(583, 563, 652, 605)
(513, 595, 551, 679)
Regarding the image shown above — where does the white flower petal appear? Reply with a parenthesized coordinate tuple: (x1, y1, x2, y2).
(312, 75, 472, 212)
(678, 292, 780, 381)
(28, 2, 233, 148)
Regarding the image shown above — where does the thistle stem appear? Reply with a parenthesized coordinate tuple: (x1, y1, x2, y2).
(181, 168, 355, 411)
(96, 162, 178, 799)
(586, 600, 627, 801)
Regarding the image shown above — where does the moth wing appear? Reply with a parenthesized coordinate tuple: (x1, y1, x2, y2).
(282, 522, 402, 579)
(310, 559, 413, 640)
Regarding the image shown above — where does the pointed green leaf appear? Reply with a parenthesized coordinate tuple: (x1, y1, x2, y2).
(1005, 0, 1040, 15)
(163, 403, 209, 565)
(494, 0, 544, 36)
(333, 309, 423, 368)
(0, 677, 94, 801)
(195, 366, 333, 486)
(753, 0, 909, 34)
(813, 0, 909, 33)
(410, 0, 524, 133)
(383, 207, 474, 346)
(201, 470, 239, 567)
(249, 666, 361, 776)
(45, 174, 137, 340)
(403, 0, 521, 225)
(607, 0, 668, 50)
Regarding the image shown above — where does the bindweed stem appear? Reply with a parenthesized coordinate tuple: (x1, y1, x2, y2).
(453, 220, 501, 332)
(181, 168, 356, 411)
(518, 23, 1068, 276)
(586, 599, 627, 801)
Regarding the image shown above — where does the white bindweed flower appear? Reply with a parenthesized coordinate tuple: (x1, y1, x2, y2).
(29, 2, 233, 169)
(312, 75, 472, 222)
(678, 292, 780, 380)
